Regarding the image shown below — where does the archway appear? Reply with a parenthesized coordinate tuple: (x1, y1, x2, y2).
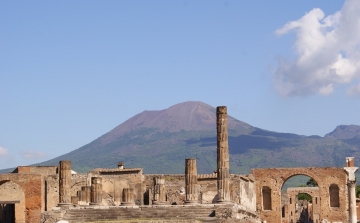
(252, 167, 348, 223)
(281, 175, 319, 223)
(0, 181, 25, 223)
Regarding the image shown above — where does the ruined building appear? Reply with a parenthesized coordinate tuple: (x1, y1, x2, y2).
(0, 106, 358, 223)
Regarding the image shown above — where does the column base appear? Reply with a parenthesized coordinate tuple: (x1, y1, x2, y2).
(121, 202, 135, 206)
(89, 202, 102, 206)
(216, 200, 232, 204)
(153, 201, 166, 205)
(184, 200, 198, 205)
(57, 203, 73, 207)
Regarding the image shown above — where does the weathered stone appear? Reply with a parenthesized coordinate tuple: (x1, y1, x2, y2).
(185, 158, 198, 204)
(58, 161, 72, 206)
(252, 167, 349, 223)
(216, 106, 230, 203)
(153, 176, 166, 205)
(121, 188, 135, 206)
(90, 177, 102, 206)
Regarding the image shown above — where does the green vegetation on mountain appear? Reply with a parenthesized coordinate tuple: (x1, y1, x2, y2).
(32, 101, 360, 176)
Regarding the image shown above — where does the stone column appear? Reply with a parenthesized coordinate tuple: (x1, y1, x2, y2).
(90, 177, 102, 205)
(216, 106, 231, 203)
(344, 157, 358, 223)
(185, 158, 198, 204)
(58, 160, 72, 206)
(77, 186, 88, 205)
(153, 176, 166, 205)
(348, 181, 357, 223)
(84, 186, 91, 203)
(121, 188, 135, 206)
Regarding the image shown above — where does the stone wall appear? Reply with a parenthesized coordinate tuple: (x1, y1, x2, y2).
(285, 187, 320, 223)
(252, 167, 348, 223)
(0, 173, 43, 223)
(87, 168, 144, 205)
(15, 166, 58, 176)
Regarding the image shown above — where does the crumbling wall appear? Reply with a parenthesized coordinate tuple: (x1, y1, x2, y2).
(87, 169, 144, 205)
(45, 175, 59, 211)
(145, 174, 186, 205)
(0, 174, 42, 223)
(285, 187, 320, 223)
(16, 166, 58, 176)
(252, 167, 348, 223)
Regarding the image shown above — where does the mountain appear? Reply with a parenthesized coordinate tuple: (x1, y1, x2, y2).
(325, 125, 360, 139)
(33, 101, 360, 174)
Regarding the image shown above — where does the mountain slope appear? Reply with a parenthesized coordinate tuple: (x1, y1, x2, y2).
(35, 102, 360, 174)
(325, 125, 360, 139)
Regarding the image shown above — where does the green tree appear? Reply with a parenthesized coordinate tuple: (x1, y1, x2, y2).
(306, 178, 318, 187)
(356, 185, 360, 198)
(298, 193, 312, 202)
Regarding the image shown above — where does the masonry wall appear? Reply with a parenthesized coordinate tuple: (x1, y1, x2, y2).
(285, 187, 320, 223)
(0, 174, 43, 223)
(87, 170, 144, 205)
(252, 167, 348, 223)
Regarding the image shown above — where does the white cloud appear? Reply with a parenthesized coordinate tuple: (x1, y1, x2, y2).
(0, 146, 9, 156)
(20, 150, 47, 159)
(274, 0, 360, 97)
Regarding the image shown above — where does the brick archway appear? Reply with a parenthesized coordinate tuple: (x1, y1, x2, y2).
(252, 167, 348, 223)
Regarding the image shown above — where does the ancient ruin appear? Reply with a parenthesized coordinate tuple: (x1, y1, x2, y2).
(0, 106, 358, 223)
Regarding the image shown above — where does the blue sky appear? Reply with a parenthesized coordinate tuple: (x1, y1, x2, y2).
(1, 0, 359, 169)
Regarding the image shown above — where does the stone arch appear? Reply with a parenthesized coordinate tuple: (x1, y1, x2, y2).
(285, 186, 320, 223)
(252, 167, 348, 223)
(0, 180, 26, 223)
(329, 184, 339, 208)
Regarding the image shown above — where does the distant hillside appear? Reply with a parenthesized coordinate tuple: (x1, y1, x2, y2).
(325, 125, 360, 139)
(32, 102, 360, 175)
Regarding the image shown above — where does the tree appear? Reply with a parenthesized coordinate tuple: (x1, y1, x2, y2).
(298, 193, 312, 202)
(306, 178, 318, 187)
(356, 185, 360, 198)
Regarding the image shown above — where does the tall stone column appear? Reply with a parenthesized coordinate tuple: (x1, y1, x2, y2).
(153, 176, 166, 205)
(121, 188, 135, 206)
(344, 157, 358, 223)
(185, 158, 198, 204)
(348, 181, 357, 223)
(90, 177, 102, 206)
(216, 106, 231, 203)
(58, 160, 72, 206)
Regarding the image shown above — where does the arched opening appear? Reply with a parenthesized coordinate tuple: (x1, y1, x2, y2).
(281, 175, 319, 223)
(262, 186, 272, 210)
(0, 181, 26, 223)
(329, 184, 339, 208)
(297, 193, 313, 223)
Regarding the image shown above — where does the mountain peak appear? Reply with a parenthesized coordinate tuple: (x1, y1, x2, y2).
(325, 125, 360, 139)
(100, 101, 253, 143)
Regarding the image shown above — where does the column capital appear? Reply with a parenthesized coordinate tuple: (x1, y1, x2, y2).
(344, 167, 359, 182)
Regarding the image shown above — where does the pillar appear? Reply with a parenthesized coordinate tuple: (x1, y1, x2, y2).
(90, 177, 102, 205)
(84, 186, 91, 203)
(185, 158, 198, 204)
(58, 160, 72, 206)
(344, 157, 358, 223)
(216, 106, 231, 203)
(71, 196, 78, 204)
(153, 176, 166, 205)
(121, 188, 135, 206)
(77, 186, 88, 205)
